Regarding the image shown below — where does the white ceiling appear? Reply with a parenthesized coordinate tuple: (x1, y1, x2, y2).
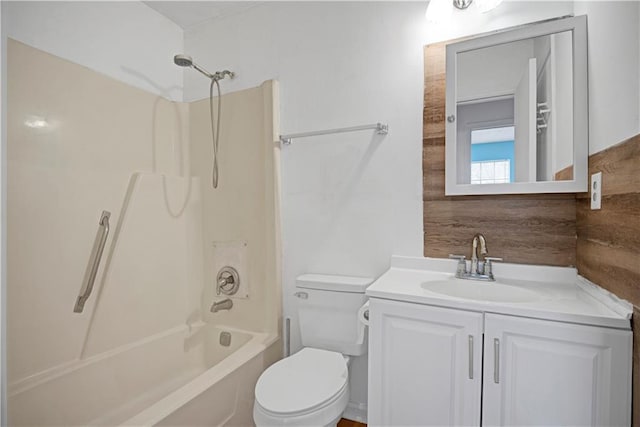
(143, 1, 260, 30)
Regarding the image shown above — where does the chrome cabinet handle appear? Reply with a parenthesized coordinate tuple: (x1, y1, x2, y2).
(74, 211, 111, 313)
(468, 335, 474, 380)
(494, 338, 500, 384)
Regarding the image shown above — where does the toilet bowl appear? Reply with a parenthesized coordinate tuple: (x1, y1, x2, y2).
(253, 274, 372, 427)
(253, 348, 350, 427)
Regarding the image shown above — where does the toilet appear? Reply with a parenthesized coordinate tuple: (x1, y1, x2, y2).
(253, 274, 372, 427)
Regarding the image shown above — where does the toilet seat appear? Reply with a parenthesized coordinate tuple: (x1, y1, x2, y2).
(254, 347, 349, 417)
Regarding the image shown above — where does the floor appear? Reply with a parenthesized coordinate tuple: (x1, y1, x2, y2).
(338, 419, 367, 427)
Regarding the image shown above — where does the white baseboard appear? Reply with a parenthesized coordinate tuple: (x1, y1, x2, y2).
(343, 401, 367, 424)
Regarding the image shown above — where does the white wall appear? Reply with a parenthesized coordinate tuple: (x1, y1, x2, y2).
(457, 39, 534, 101)
(5, 1, 184, 101)
(184, 2, 425, 268)
(185, 0, 427, 322)
(185, 3, 427, 419)
(0, 3, 6, 425)
(573, 1, 640, 153)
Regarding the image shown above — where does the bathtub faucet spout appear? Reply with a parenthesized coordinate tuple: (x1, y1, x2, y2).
(210, 298, 233, 313)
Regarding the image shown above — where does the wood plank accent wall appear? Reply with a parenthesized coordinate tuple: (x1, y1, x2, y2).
(576, 135, 640, 303)
(575, 134, 640, 425)
(423, 42, 577, 266)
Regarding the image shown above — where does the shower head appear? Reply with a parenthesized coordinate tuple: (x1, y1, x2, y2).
(173, 54, 234, 81)
(173, 54, 214, 79)
(174, 54, 193, 67)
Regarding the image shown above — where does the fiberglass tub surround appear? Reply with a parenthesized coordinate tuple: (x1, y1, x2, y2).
(10, 324, 265, 425)
(7, 39, 281, 425)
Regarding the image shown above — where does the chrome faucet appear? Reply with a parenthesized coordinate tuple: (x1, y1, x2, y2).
(449, 234, 502, 281)
(210, 298, 233, 313)
(471, 233, 488, 276)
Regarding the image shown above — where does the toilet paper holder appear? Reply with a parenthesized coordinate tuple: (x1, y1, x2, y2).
(358, 301, 370, 327)
(356, 301, 370, 345)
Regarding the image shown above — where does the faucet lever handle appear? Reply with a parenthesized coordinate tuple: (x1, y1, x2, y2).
(449, 254, 467, 276)
(483, 257, 503, 279)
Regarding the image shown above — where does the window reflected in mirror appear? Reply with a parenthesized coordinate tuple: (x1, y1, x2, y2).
(470, 126, 514, 184)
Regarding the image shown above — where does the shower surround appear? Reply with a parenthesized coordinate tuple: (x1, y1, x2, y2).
(7, 39, 281, 425)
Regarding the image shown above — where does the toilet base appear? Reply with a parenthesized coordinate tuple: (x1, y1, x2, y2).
(253, 383, 349, 427)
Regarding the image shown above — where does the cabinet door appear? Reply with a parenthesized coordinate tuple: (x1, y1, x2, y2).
(368, 298, 483, 426)
(482, 313, 632, 427)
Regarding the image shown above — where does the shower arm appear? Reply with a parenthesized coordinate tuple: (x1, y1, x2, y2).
(191, 62, 234, 82)
(191, 62, 215, 79)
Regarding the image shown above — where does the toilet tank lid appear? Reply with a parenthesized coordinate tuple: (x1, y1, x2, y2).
(296, 274, 374, 293)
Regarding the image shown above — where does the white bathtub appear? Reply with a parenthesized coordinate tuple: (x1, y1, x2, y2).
(8, 323, 280, 426)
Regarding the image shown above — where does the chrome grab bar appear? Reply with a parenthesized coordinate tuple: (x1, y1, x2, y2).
(74, 210, 111, 313)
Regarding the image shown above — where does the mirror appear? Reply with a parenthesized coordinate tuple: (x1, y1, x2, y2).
(445, 16, 588, 195)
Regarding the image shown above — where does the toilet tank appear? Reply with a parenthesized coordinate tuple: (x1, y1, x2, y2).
(296, 274, 373, 356)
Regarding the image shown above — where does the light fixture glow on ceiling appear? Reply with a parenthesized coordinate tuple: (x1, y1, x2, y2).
(425, 0, 453, 24)
(426, 0, 504, 23)
(475, 0, 504, 13)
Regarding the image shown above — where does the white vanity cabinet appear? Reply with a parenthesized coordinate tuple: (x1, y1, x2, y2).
(368, 298, 483, 426)
(368, 298, 632, 427)
(482, 313, 632, 427)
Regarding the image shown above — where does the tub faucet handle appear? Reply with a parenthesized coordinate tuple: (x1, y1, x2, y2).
(216, 266, 239, 296)
(218, 275, 233, 289)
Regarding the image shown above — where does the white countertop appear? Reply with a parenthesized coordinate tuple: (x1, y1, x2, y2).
(366, 256, 632, 330)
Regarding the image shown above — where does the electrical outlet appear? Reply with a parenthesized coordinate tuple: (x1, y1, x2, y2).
(590, 172, 602, 210)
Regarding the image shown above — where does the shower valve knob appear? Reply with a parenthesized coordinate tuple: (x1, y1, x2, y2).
(216, 266, 240, 296)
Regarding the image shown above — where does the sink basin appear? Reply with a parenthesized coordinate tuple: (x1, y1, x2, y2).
(421, 278, 543, 303)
